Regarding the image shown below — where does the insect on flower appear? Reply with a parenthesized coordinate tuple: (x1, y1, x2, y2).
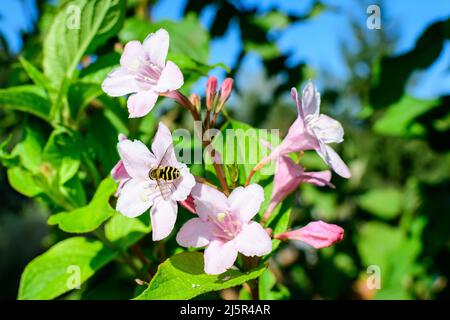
(114, 122, 195, 241)
(148, 145, 181, 200)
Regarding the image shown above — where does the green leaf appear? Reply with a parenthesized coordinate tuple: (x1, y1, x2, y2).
(244, 42, 280, 60)
(0, 135, 19, 167)
(67, 81, 103, 119)
(7, 167, 44, 197)
(266, 195, 293, 252)
(357, 187, 403, 220)
(19, 56, 51, 91)
(12, 122, 46, 173)
(207, 120, 280, 186)
(258, 268, 290, 300)
(118, 14, 223, 79)
(252, 11, 291, 31)
(48, 178, 117, 233)
(105, 213, 151, 249)
(373, 96, 438, 137)
(79, 52, 120, 82)
(356, 221, 424, 299)
(43, 127, 83, 185)
(83, 111, 120, 172)
(135, 252, 266, 300)
(0, 85, 51, 120)
(43, 0, 125, 87)
(69, 53, 120, 119)
(18, 237, 117, 300)
(120, 13, 209, 62)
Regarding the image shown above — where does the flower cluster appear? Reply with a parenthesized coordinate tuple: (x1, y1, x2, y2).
(103, 28, 349, 275)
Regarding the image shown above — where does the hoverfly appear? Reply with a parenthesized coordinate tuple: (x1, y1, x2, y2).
(148, 143, 181, 200)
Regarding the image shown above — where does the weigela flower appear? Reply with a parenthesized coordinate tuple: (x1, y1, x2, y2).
(176, 183, 272, 275)
(257, 81, 350, 179)
(102, 29, 184, 118)
(265, 155, 332, 218)
(114, 122, 195, 241)
(275, 220, 344, 249)
(290, 81, 351, 178)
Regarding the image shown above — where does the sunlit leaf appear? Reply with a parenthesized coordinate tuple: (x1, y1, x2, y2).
(0, 85, 51, 121)
(18, 237, 117, 300)
(135, 252, 266, 300)
(357, 187, 403, 220)
(43, 0, 125, 87)
(373, 96, 438, 137)
(105, 213, 151, 249)
(48, 178, 117, 233)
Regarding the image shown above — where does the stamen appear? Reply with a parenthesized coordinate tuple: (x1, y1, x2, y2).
(216, 212, 226, 222)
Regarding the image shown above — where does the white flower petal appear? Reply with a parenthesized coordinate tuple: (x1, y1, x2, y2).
(127, 90, 159, 118)
(116, 179, 157, 218)
(120, 40, 146, 70)
(312, 114, 344, 144)
(234, 222, 272, 257)
(176, 218, 213, 248)
(317, 143, 351, 179)
(143, 29, 169, 69)
(153, 61, 184, 93)
(171, 164, 195, 201)
(151, 122, 178, 166)
(191, 183, 228, 221)
(228, 184, 264, 223)
(204, 240, 238, 275)
(101, 67, 139, 97)
(302, 81, 320, 119)
(150, 199, 177, 241)
(118, 139, 156, 179)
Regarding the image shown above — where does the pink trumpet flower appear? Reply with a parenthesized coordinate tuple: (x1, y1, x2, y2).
(264, 155, 332, 220)
(102, 29, 184, 118)
(290, 82, 351, 178)
(275, 221, 344, 249)
(176, 183, 272, 275)
(114, 123, 195, 241)
(251, 81, 351, 180)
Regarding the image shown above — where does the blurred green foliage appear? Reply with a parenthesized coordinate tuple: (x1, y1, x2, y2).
(0, 0, 449, 300)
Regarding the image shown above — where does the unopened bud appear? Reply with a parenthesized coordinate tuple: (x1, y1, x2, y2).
(189, 93, 201, 113)
(216, 78, 234, 113)
(206, 76, 218, 111)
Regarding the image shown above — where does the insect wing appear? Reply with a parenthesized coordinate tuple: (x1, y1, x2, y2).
(157, 143, 176, 168)
(157, 179, 176, 201)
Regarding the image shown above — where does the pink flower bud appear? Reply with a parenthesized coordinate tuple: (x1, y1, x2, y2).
(215, 78, 234, 113)
(219, 78, 233, 104)
(206, 76, 218, 111)
(189, 93, 201, 112)
(275, 221, 344, 249)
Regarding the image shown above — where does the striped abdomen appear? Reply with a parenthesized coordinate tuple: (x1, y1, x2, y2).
(149, 166, 180, 182)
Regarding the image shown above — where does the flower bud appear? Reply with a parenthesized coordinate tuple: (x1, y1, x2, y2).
(275, 221, 344, 249)
(206, 76, 218, 111)
(216, 78, 234, 113)
(189, 93, 201, 113)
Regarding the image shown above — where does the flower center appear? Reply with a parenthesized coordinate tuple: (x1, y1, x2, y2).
(130, 57, 162, 88)
(211, 212, 241, 241)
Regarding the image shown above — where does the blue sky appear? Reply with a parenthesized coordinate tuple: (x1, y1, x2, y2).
(1, 0, 449, 98)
